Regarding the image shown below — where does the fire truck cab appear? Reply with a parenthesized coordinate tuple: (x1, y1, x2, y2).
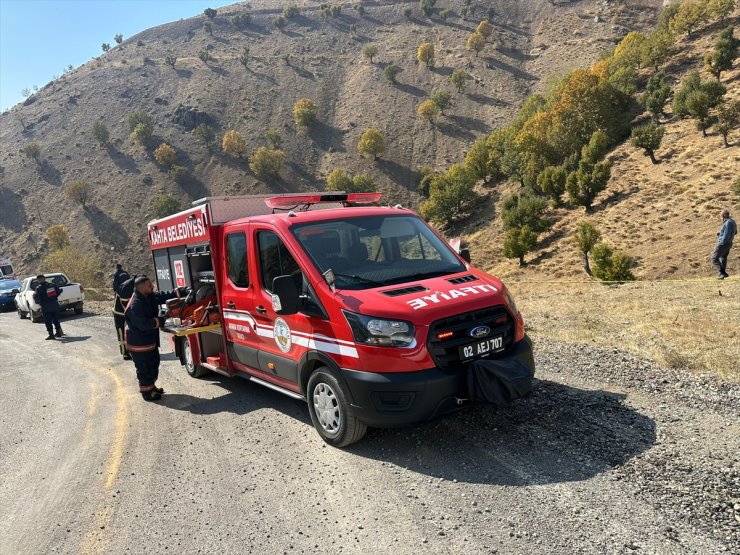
(148, 193, 535, 447)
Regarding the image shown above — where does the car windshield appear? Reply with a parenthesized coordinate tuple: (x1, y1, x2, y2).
(292, 214, 465, 290)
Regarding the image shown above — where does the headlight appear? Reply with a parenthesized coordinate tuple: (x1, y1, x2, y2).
(342, 310, 415, 347)
(503, 289, 520, 316)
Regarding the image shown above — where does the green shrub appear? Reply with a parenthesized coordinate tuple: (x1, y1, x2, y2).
(114, 33, 123, 44)
(128, 110, 153, 133)
(250, 147, 285, 180)
(591, 243, 635, 282)
(326, 168, 353, 192)
(536, 165, 567, 205)
(170, 165, 188, 184)
(357, 128, 384, 160)
(222, 130, 247, 157)
(420, 164, 477, 224)
(431, 90, 451, 114)
(165, 55, 177, 68)
(630, 121, 665, 163)
(131, 123, 153, 147)
(231, 13, 251, 28)
(404, 7, 412, 18)
(101, 43, 111, 53)
(266, 129, 283, 150)
(154, 143, 177, 168)
(293, 98, 318, 127)
(65, 180, 92, 208)
(420, 0, 436, 17)
(46, 225, 70, 251)
(42, 246, 103, 287)
(204, 7, 217, 18)
(21, 142, 41, 160)
(418, 99, 440, 123)
(194, 123, 215, 145)
(198, 50, 209, 63)
(449, 70, 469, 93)
(362, 44, 378, 63)
(384, 64, 400, 83)
(641, 72, 671, 120)
(417, 166, 434, 197)
(417, 43, 434, 67)
(573, 221, 601, 275)
(351, 173, 376, 192)
(274, 16, 286, 29)
(239, 46, 250, 69)
(330, 4, 341, 16)
(150, 194, 181, 219)
(501, 193, 550, 233)
(467, 32, 486, 56)
(503, 226, 538, 266)
(283, 4, 300, 18)
(715, 99, 739, 147)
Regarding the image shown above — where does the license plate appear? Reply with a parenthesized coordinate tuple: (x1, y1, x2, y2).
(458, 335, 505, 362)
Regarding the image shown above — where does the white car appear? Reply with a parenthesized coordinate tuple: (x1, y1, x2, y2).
(15, 273, 85, 322)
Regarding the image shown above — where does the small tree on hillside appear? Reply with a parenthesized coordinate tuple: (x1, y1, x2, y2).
(362, 44, 378, 64)
(131, 123, 153, 147)
(464, 137, 492, 184)
(101, 43, 111, 53)
(573, 221, 601, 276)
(194, 123, 215, 146)
(114, 33, 123, 44)
(198, 50, 210, 63)
(641, 72, 671, 121)
(630, 121, 665, 164)
(669, 0, 708, 38)
(231, 13, 251, 28)
(283, 4, 300, 18)
(266, 129, 283, 150)
(708, 0, 736, 23)
(536, 165, 567, 206)
(420, 163, 477, 223)
(476, 20, 493, 41)
(417, 43, 435, 67)
(566, 131, 611, 211)
(91, 120, 110, 145)
(449, 70, 469, 93)
(204, 7, 217, 18)
(715, 99, 740, 147)
(501, 193, 550, 234)
(467, 32, 486, 57)
(418, 99, 441, 124)
(239, 47, 250, 70)
(351, 173, 376, 192)
(65, 180, 92, 209)
(21, 142, 41, 161)
(326, 168, 353, 192)
(46, 225, 70, 252)
(150, 195, 181, 219)
(165, 55, 177, 68)
(128, 110, 154, 133)
(357, 128, 385, 160)
(293, 98, 318, 128)
(222, 130, 247, 157)
(641, 29, 673, 71)
(250, 147, 285, 181)
(686, 90, 713, 137)
(384, 64, 400, 83)
(591, 243, 635, 282)
(420, 0, 436, 17)
(503, 226, 538, 267)
(430, 90, 452, 114)
(704, 25, 738, 81)
(154, 143, 177, 168)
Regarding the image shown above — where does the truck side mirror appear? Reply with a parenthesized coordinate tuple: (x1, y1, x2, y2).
(272, 275, 300, 316)
(460, 248, 471, 264)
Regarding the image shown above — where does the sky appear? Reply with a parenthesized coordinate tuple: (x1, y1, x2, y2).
(0, 0, 238, 112)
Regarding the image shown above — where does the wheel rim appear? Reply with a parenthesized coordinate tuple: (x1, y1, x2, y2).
(312, 382, 341, 434)
(184, 341, 194, 373)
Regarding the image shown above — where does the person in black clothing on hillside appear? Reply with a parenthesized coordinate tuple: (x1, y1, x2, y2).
(112, 274, 137, 360)
(111, 263, 130, 293)
(33, 274, 64, 340)
(124, 276, 186, 401)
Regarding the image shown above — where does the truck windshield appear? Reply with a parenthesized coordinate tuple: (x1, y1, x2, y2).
(292, 215, 466, 290)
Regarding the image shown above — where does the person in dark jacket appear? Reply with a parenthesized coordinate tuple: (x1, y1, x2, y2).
(711, 209, 737, 279)
(112, 264, 130, 293)
(112, 274, 137, 360)
(33, 274, 63, 340)
(124, 276, 185, 401)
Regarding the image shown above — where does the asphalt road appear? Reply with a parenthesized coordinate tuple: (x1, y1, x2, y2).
(0, 310, 737, 554)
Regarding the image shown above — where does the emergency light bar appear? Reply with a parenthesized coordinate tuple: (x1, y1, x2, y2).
(264, 192, 382, 209)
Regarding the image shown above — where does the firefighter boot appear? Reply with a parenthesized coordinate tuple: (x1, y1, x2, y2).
(55, 328, 64, 338)
(141, 389, 162, 402)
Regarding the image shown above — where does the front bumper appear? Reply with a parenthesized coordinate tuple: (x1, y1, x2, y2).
(0, 297, 17, 310)
(341, 335, 535, 428)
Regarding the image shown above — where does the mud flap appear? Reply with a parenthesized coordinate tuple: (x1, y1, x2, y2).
(466, 357, 534, 406)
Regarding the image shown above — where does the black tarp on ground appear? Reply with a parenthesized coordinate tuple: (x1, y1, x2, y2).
(467, 356, 534, 406)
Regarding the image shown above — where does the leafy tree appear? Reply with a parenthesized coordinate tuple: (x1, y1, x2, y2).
(326, 168, 353, 192)
(420, 0, 436, 17)
(114, 33, 123, 44)
(165, 55, 177, 68)
(293, 98, 318, 127)
(352, 173, 376, 192)
(417, 99, 440, 123)
(420, 163, 477, 223)
(42, 246, 104, 287)
(357, 128, 385, 160)
(686, 90, 713, 136)
(91, 121, 110, 146)
(573, 221, 601, 276)
(501, 193, 549, 233)
(222, 130, 247, 157)
(154, 143, 177, 168)
(476, 20, 493, 41)
(708, 0, 736, 22)
(672, 71, 702, 117)
(204, 7, 217, 18)
(198, 50, 209, 63)
(250, 147, 285, 180)
(150, 194, 181, 219)
(384, 64, 400, 83)
(362, 44, 378, 64)
(439, 9, 451, 21)
(464, 137, 492, 184)
(101, 43, 111, 53)
(430, 90, 451, 114)
(283, 4, 300, 18)
(239, 46, 250, 69)
(46, 225, 70, 252)
(630, 121, 665, 163)
(669, 0, 708, 38)
(566, 131, 611, 211)
(203, 21, 213, 34)
(640, 30, 673, 71)
(536, 165, 567, 205)
(715, 99, 739, 146)
(449, 70, 469, 93)
(417, 42, 434, 67)
(231, 13, 251, 28)
(467, 32, 486, 57)
(591, 243, 635, 282)
(65, 180, 92, 208)
(131, 123, 153, 147)
(641, 72, 671, 120)
(194, 123, 215, 146)
(503, 226, 538, 267)
(612, 31, 646, 69)
(266, 129, 282, 150)
(170, 165, 188, 184)
(704, 25, 738, 81)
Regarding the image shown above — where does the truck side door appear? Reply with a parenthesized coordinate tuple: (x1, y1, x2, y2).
(220, 223, 261, 371)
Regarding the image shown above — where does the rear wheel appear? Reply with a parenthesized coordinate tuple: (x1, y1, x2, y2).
(183, 338, 209, 378)
(31, 310, 42, 323)
(307, 367, 367, 448)
(17, 307, 27, 319)
(73, 304, 83, 315)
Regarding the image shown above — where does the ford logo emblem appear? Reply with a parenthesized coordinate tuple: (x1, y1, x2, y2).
(469, 325, 490, 338)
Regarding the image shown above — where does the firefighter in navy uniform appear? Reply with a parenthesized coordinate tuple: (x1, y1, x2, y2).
(112, 274, 137, 360)
(124, 276, 187, 401)
(33, 274, 64, 340)
(112, 263, 130, 293)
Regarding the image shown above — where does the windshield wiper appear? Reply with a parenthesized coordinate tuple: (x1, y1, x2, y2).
(384, 269, 458, 284)
(333, 272, 385, 286)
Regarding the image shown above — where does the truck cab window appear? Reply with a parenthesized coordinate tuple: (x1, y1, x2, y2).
(226, 232, 248, 287)
(258, 231, 302, 293)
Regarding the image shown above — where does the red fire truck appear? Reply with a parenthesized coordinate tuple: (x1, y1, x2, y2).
(148, 193, 535, 447)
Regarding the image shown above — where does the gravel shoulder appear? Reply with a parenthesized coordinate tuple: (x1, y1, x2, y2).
(0, 311, 737, 554)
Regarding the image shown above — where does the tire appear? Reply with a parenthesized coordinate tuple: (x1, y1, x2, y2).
(17, 307, 27, 319)
(31, 310, 42, 323)
(74, 304, 83, 315)
(183, 338, 209, 378)
(306, 367, 367, 448)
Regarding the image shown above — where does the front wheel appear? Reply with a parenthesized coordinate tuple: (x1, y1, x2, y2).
(31, 310, 42, 323)
(307, 367, 367, 448)
(183, 338, 208, 378)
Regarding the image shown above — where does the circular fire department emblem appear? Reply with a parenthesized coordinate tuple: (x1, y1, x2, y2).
(273, 318, 292, 353)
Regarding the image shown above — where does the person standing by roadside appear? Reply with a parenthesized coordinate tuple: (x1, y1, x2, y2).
(124, 276, 186, 401)
(112, 274, 137, 360)
(112, 263, 130, 293)
(33, 274, 63, 340)
(712, 209, 736, 279)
